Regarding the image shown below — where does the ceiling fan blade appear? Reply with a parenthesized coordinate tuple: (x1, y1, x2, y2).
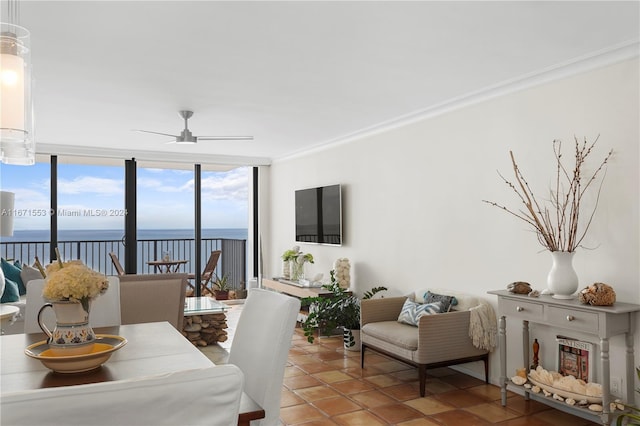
(134, 129, 180, 138)
(197, 136, 254, 141)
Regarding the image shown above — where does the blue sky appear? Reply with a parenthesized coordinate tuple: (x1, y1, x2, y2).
(0, 162, 249, 230)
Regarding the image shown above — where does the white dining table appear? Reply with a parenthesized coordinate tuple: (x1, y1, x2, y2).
(0, 321, 264, 425)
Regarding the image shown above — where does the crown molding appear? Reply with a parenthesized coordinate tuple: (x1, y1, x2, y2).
(276, 39, 639, 163)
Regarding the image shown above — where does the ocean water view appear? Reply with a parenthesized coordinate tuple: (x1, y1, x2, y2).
(1, 228, 248, 242)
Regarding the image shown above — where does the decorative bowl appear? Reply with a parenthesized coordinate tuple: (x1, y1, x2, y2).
(528, 376, 602, 404)
(25, 334, 127, 374)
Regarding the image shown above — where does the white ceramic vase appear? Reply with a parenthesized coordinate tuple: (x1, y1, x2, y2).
(547, 251, 579, 299)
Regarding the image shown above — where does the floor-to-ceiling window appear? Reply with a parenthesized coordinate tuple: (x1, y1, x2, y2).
(1, 157, 251, 285)
(0, 161, 52, 263)
(137, 164, 196, 274)
(56, 160, 125, 274)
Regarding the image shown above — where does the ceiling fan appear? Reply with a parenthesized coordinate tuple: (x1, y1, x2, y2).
(134, 110, 253, 144)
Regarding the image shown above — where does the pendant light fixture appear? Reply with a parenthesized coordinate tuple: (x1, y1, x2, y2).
(0, 0, 34, 165)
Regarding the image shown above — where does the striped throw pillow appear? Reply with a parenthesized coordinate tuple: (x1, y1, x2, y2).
(397, 299, 442, 326)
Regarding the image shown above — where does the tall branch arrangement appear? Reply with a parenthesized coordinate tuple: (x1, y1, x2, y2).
(483, 136, 612, 253)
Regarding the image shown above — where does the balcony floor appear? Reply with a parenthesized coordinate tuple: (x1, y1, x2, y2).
(199, 304, 598, 426)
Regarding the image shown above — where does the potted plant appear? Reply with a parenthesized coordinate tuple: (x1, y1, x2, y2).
(301, 270, 386, 350)
(212, 273, 230, 300)
(483, 136, 612, 299)
(281, 247, 299, 279)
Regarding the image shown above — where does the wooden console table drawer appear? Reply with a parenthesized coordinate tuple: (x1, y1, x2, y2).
(499, 298, 543, 321)
(547, 306, 598, 332)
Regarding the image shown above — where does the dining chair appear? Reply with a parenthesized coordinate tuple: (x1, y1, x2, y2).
(228, 288, 300, 426)
(109, 252, 125, 276)
(119, 273, 187, 330)
(187, 250, 221, 295)
(1, 365, 244, 426)
(24, 277, 122, 334)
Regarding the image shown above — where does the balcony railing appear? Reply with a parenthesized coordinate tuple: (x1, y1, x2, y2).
(1, 238, 247, 290)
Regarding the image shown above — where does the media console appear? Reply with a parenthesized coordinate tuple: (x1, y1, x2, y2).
(262, 278, 334, 299)
(261, 279, 351, 332)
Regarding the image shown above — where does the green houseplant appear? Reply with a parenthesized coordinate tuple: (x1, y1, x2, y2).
(301, 270, 386, 349)
(212, 273, 230, 300)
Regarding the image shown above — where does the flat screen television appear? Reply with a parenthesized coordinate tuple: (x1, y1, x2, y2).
(295, 184, 342, 246)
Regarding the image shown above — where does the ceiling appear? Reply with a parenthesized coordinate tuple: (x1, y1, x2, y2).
(14, 1, 640, 166)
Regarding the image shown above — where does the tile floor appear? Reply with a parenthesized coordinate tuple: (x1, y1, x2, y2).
(198, 304, 599, 425)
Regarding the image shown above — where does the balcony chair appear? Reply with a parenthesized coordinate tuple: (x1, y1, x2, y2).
(109, 252, 125, 276)
(24, 277, 122, 334)
(187, 250, 221, 296)
(1, 365, 244, 426)
(119, 273, 188, 330)
(228, 288, 300, 426)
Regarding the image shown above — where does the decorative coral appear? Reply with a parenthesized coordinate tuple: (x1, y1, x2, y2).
(578, 283, 616, 306)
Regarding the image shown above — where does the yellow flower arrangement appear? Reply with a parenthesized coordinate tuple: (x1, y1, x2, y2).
(43, 260, 109, 311)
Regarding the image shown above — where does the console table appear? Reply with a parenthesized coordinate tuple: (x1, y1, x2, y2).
(262, 278, 348, 327)
(262, 278, 334, 299)
(488, 290, 640, 426)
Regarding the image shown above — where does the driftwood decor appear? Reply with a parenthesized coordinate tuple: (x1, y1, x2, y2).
(182, 313, 228, 346)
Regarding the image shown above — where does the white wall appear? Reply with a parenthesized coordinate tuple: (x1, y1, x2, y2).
(264, 58, 639, 399)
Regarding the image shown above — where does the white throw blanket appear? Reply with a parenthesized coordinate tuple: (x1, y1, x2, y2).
(468, 303, 497, 351)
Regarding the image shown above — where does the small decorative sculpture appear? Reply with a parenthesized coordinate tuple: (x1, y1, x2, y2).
(333, 258, 351, 288)
(578, 282, 616, 306)
(511, 376, 527, 385)
(531, 338, 540, 369)
(507, 281, 532, 294)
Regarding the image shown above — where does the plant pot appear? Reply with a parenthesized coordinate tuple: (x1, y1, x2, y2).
(235, 288, 248, 299)
(343, 328, 361, 351)
(290, 261, 305, 281)
(214, 290, 229, 300)
(282, 260, 290, 279)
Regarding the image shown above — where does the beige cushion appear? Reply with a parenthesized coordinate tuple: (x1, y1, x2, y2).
(20, 264, 44, 288)
(362, 321, 418, 351)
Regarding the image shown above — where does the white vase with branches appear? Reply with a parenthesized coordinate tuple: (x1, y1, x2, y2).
(484, 136, 612, 298)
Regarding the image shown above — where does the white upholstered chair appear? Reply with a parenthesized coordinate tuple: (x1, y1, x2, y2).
(228, 288, 300, 426)
(1, 365, 244, 426)
(119, 273, 187, 330)
(24, 277, 121, 334)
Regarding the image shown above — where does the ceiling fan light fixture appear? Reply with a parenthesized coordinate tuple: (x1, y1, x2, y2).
(175, 129, 197, 144)
(0, 0, 35, 166)
(135, 110, 254, 144)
